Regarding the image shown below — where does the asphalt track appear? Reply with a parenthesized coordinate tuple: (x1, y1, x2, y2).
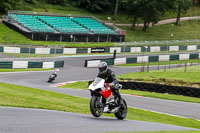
(0, 55, 200, 133)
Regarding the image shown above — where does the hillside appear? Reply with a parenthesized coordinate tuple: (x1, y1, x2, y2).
(1, 19, 200, 46)
(1, 2, 200, 24)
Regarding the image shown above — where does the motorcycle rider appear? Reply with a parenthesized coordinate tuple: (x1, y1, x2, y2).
(97, 62, 123, 106)
(52, 72, 57, 78)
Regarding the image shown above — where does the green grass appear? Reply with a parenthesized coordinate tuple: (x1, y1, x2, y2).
(2, 52, 112, 58)
(2, 53, 64, 58)
(1, 82, 200, 129)
(0, 68, 52, 72)
(109, 131, 200, 133)
(62, 81, 89, 90)
(120, 21, 200, 42)
(61, 81, 200, 104)
(0, 23, 114, 46)
(118, 65, 200, 84)
(160, 6, 200, 20)
(117, 59, 200, 67)
(0, 82, 89, 114)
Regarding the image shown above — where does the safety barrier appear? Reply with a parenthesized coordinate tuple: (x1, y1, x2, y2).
(0, 61, 64, 68)
(85, 52, 200, 67)
(88, 81, 200, 98)
(0, 45, 200, 55)
(119, 81, 200, 98)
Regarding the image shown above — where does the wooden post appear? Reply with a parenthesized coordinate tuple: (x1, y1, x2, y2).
(147, 62, 149, 72)
(46, 35, 48, 41)
(60, 36, 62, 42)
(86, 37, 88, 43)
(184, 62, 187, 72)
(32, 34, 34, 40)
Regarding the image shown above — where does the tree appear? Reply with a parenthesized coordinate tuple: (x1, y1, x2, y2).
(46, 0, 68, 5)
(126, 0, 141, 30)
(0, 0, 23, 14)
(113, 0, 119, 23)
(127, 0, 172, 32)
(73, 0, 112, 12)
(174, 0, 192, 26)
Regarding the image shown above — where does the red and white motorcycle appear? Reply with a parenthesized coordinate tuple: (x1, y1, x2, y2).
(88, 77, 127, 120)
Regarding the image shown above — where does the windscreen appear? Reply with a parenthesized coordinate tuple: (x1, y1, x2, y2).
(93, 77, 103, 85)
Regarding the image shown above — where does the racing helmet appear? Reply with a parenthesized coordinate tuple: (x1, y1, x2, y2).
(98, 62, 108, 74)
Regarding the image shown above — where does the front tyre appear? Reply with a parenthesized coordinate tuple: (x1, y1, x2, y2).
(114, 99, 127, 120)
(90, 96, 104, 117)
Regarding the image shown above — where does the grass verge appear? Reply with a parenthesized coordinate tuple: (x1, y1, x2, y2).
(117, 65, 200, 87)
(109, 131, 200, 133)
(117, 59, 200, 67)
(120, 21, 200, 42)
(61, 81, 200, 104)
(0, 23, 114, 47)
(0, 68, 53, 72)
(2, 52, 112, 58)
(0, 82, 200, 129)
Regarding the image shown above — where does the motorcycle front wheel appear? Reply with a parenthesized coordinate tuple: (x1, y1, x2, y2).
(114, 99, 127, 120)
(90, 95, 104, 117)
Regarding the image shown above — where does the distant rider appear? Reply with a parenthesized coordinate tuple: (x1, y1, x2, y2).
(51, 72, 57, 79)
(97, 62, 122, 105)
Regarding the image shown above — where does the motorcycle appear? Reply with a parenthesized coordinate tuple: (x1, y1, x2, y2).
(47, 73, 57, 83)
(88, 77, 127, 120)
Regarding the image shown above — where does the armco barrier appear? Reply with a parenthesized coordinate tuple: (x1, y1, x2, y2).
(85, 52, 200, 67)
(0, 45, 200, 55)
(0, 61, 64, 69)
(88, 81, 200, 98)
(119, 81, 200, 98)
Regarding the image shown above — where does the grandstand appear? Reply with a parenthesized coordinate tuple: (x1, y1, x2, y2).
(3, 11, 125, 42)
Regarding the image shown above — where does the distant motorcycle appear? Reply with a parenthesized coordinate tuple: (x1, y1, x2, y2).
(88, 77, 127, 120)
(47, 72, 57, 83)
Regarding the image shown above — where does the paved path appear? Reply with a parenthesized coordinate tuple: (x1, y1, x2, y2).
(115, 16, 200, 27)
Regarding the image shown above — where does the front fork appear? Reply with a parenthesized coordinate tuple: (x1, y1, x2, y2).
(96, 96, 103, 108)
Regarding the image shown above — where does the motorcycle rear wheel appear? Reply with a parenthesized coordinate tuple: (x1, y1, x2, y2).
(90, 96, 104, 117)
(114, 99, 127, 120)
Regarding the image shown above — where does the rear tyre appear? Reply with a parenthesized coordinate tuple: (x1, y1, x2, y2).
(90, 96, 104, 117)
(47, 78, 54, 83)
(114, 99, 127, 120)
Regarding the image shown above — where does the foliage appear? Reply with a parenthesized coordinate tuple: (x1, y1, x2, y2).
(126, 0, 193, 31)
(126, 0, 172, 31)
(46, 0, 69, 6)
(0, 0, 22, 14)
(0, 0, 71, 14)
(173, 0, 192, 26)
(72, 0, 113, 12)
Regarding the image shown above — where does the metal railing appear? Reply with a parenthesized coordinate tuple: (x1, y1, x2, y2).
(115, 39, 200, 46)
